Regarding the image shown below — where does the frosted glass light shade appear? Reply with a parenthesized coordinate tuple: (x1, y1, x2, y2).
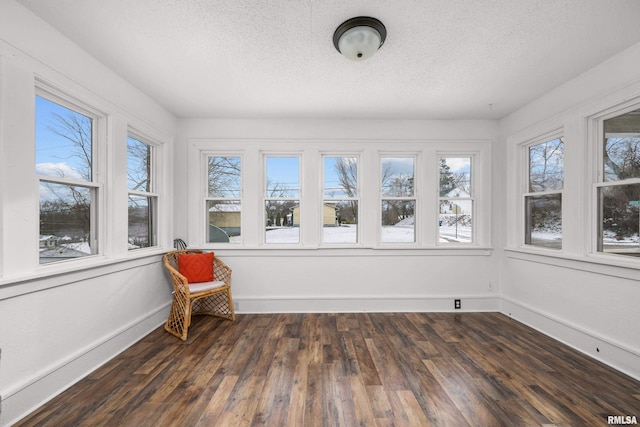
(338, 26, 382, 61)
(333, 17, 386, 61)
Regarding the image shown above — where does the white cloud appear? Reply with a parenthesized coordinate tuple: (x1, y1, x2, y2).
(36, 162, 83, 180)
(443, 157, 471, 173)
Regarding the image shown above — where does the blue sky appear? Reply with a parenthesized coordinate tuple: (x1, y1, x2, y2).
(264, 155, 470, 193)
(35, 95, 91, 180)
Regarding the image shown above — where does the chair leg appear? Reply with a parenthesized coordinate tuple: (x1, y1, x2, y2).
(165, 292, 191, 341)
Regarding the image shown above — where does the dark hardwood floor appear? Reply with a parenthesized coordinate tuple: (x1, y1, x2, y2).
(15, 312, 640, 426)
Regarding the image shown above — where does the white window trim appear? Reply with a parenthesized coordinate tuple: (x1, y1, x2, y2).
(204, 152, 243, 245)
(189, 139, 492, 253)
(127, 131, 160, 250)
(436, 154, 477, 246)
(378, 153, 420, 246)
(35, 84, 106, 265)
(510, 128, 565, 252)
(590, 101, 640, 259)
(262, 152, 303, 246)
(320, 153, 362, 247)
(523, 134, 564, 250)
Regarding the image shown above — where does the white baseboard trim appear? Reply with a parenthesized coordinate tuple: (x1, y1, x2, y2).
(234, 294, 500, 314)
(2, 303, 170, 427)
(500, 297, 640, 381)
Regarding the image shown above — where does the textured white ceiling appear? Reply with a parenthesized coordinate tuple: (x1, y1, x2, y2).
(15, 0, 640, 119)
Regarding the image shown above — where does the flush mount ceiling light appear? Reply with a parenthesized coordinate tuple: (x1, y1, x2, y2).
(333, 16, 386, 61)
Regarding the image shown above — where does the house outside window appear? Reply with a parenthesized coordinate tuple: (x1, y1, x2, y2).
(206, 155, 242, 243)
(439, 157, 473, 243)
(264, 155, 300, 244)
(322, 156, 359, 244)
(36, 93, 100, 264)
(597, 108, 640, 257)
(524, 136, 564, 249)
(127, 135, 157, 249)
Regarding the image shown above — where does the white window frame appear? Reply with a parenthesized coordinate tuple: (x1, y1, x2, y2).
(35, 85, 105, 264)
(378, 153, 419, 246)
(204, 153, 243, 245)
(592, 102, 640, 258)
(127, 132, 159, 250)
(522, 133, 564, 250)
(437, 154, 476, 245)
(320, 153, 361, 246)
(262, 152, 303, 246)
(190, 140, 491, 252)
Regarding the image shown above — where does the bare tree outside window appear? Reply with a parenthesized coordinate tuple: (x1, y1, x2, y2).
(36, 95, 96, 263)
(128, 136, 156, 249)
(264, 156, 300, 244)
(323, 156, 358, 244)
(524, 137, 564, 249)
(207, 156, 241, 243)
(599, 109, 640, 255)
(381, 157, 416, 243)
(439, 157, 473, 243)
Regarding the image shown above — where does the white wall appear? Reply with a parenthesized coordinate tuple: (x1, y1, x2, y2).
(0, 1, 176, 425)
(499, 42, 640, 380)
(176, 118, 501, 313)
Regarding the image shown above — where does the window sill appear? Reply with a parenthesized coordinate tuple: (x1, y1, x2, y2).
(0, 248, 169, 300)
(200, 245, 494, 257)
(504, 246, 640, 280)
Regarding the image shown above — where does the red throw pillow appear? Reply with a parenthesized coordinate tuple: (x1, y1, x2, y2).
(178, 252, 214, 283)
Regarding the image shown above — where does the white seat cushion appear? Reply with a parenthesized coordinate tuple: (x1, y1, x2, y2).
(188, 280, 226, 293)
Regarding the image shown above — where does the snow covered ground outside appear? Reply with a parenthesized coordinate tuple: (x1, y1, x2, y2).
(259, 224, 473, 244)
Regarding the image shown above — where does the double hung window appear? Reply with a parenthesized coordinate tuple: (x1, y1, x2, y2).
(127, 135, 157, 249)
(36, 94, 100, 264)
(597, 108, 640, 256)
(322, 156, 359, 244)
(206, 156, 242, 243)
(439, 157, 473, 243)
(264, 156, 300, 244)
(524, 137, 564, 249)
(380, 156, 416, 243)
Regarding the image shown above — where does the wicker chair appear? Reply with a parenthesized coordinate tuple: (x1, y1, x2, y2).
(162, 250, 235, 340)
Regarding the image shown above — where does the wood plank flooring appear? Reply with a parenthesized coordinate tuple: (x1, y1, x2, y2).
(15, 312, 640, 426)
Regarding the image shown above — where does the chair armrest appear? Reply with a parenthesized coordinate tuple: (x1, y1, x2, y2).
(213, 257, 232, 285)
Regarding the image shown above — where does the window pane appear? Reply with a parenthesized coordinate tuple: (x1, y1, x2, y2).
(381, 200, 415, 243)
(603, 109, 640, 182)
(439, 200, 473, 243)
(381, 157, 414, 197)
(127, 137, 151, 192)
(207, 200, 241, 243)
(265, 201, 299, 243)
(529, 138, 564, 192)
(323, 201, 358, 244)
(440, 157, 471, 196)
(128, 195, 154, 249)
(525, 194, 562, 249)
(266, 157, 299, 198)
(324, 156, 357, 198)
(323, 156, 358, 244)
(39, 182, 93, 263)
(208, 156, 241, 197)
(36, 96, 93, 182)
(598, 184, 640, 256)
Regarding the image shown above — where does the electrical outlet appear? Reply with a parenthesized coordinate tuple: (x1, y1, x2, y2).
(233, 302, 239, 312)
(454, 299, 461, 310)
